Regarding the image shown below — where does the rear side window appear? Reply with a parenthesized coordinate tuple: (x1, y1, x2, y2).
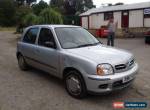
(23, 28, 39, 44)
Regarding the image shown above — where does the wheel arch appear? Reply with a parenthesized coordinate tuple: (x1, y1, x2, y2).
(63, 67, 83, 80)
(16, 52, 22, 59)
(63, 66, 87, 98)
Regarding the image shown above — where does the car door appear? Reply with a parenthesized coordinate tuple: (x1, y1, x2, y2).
(20, 27, 39, 66)
(35, 27, 59, 77)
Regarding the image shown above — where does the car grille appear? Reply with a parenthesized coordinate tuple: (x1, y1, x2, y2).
(114, 59, 134, 72)
(115, 64, 126, 70)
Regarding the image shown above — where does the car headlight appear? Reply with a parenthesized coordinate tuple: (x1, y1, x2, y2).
(97, 64, 114, 76)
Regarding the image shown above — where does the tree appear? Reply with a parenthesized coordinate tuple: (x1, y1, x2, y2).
(15, 0, 37, 6)
(23, 13, 38, 26)
(39, 8, 63, 24)
(15, 6, 32, 22)
(64, 0, 76, 15)
(50, 0, 65, 14)
(0, 0, 16, 26)
(64, 0, 95, 15)
(75, 0, 95, 14)
(50, 0, 95, 15)
(15, 0, 24, 6)
(84, 0, 95, 9)
(15, 6, 32, 32)
(32, 0, 48, 15)
(26, 0, 36, 5)
(50, 0, 64, 7)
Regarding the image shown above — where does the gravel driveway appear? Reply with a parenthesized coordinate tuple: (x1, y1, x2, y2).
(0, 31, 150, 110)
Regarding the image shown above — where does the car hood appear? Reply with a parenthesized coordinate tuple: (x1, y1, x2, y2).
(66, 45, 133, 65)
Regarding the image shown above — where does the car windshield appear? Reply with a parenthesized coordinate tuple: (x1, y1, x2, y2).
(55, 27, 100, 49)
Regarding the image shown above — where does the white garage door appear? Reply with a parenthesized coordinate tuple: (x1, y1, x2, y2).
(129, 10, 143, 27)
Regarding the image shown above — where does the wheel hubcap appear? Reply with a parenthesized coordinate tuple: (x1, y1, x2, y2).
(66, 75, 81, 95)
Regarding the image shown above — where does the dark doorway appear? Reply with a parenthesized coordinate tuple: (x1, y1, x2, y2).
(121, 11, 129, 28)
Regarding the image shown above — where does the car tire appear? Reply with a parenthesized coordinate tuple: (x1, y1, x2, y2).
(18, 54, 28, 71)
(64, 70, 87, 99)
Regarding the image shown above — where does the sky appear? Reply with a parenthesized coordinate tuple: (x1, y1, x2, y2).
(38, 0, 150, 7)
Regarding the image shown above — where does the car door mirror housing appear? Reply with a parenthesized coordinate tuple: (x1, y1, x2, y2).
(44, 41, 56, 48)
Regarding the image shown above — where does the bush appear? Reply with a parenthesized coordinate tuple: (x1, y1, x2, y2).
(23, 13, 38, 26)
(39, 8, 63, 24)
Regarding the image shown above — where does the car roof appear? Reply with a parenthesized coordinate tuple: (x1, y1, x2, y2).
(27, 24, 80, 29)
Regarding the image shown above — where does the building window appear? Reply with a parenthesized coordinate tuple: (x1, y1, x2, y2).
(144, 8, 150, 18)
(104, 12, 113, 20)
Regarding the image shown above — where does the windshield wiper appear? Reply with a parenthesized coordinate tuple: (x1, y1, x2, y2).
(92, 42, 101, 45)
(77, 42, 100, 48)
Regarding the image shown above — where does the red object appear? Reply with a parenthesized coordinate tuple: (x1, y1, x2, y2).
(88, 16, 90, 29)
(113, 102, 124, 109)
(121, 11, 129, 28)
(96, 28, 109, 37)
(144, 30, 150, 35)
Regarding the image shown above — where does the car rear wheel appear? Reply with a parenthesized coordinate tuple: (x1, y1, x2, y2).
(18, 55, 28, 70)
(64, 70, 87, 99)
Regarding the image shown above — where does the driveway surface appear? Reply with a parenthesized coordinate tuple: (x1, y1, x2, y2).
(0, 31, 150, 110)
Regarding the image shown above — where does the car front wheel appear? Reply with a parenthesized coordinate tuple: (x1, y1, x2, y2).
(64, 70, 87, 99)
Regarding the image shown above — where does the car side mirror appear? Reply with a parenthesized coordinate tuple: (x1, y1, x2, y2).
(44, 41, 56, 48)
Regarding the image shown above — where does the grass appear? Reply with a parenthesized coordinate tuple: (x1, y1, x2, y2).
(0, 27, 16, 31)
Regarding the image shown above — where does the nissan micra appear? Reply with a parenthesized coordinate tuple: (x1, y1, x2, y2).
(17, 25, 138, 98)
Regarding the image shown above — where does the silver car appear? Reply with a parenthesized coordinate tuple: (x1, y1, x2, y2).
(17, 25, 138, 98)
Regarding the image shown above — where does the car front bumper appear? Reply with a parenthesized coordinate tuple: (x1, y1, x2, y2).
(84, 63, 139, 93)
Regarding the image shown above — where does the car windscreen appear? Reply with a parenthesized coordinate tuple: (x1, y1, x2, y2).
(55, 27, 100, 49)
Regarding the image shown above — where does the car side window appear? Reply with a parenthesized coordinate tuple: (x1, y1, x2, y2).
(23, 28, 39, 44)
(38, 28, 56, 48)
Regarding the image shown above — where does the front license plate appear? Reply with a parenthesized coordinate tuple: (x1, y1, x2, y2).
(123, 76, 132, 83)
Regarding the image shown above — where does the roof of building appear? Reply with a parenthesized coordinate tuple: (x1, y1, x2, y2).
(80, 2, 150, 16)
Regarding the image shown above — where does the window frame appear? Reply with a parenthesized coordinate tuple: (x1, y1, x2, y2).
(37, 27, 57, 49)
(104, 12, 113, 21)
(22, 27, 39, 44)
